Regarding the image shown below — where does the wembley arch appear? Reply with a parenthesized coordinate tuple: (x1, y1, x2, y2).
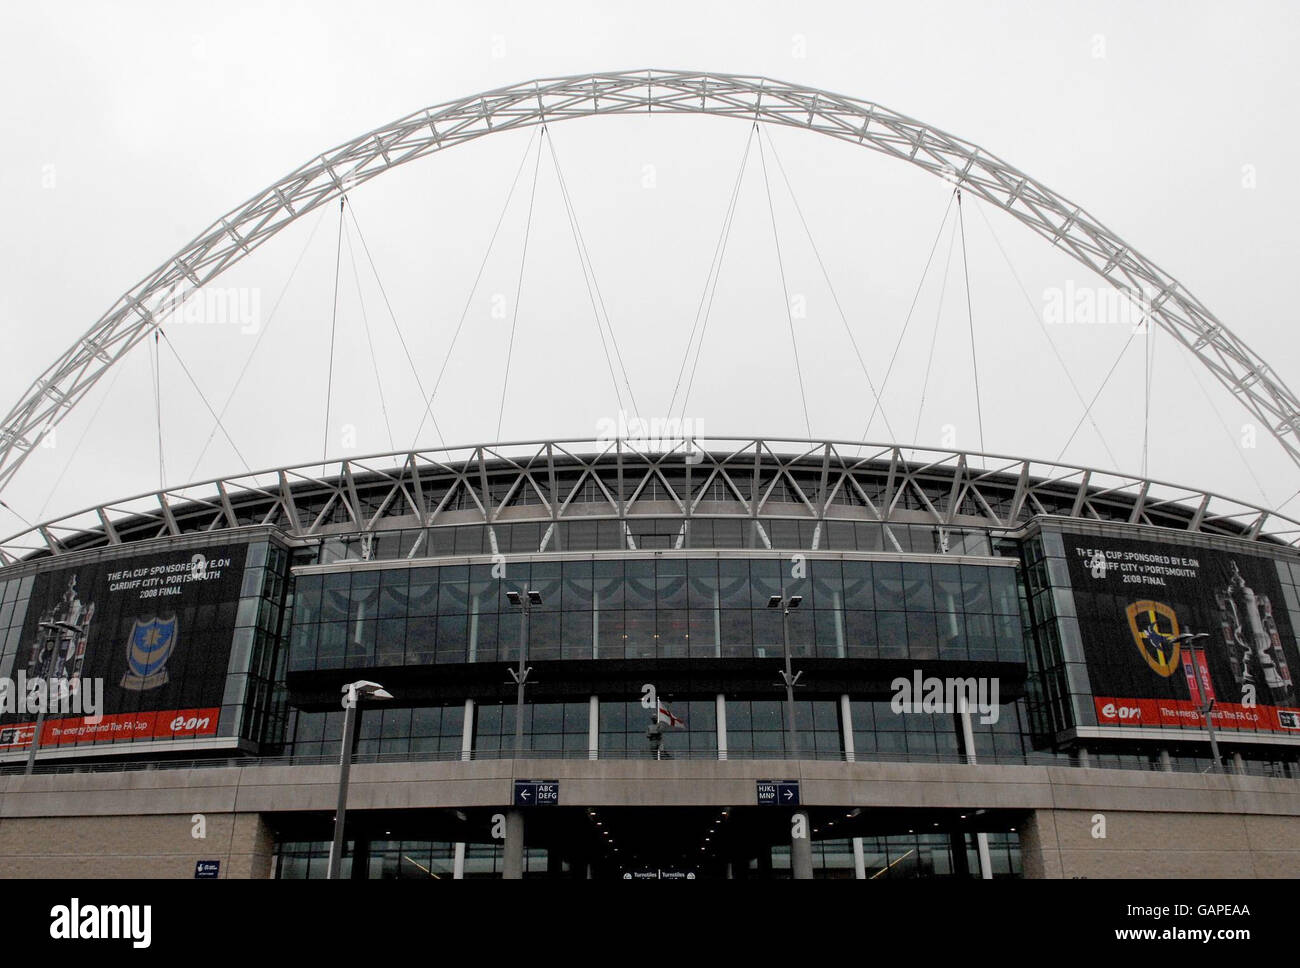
(3, 68, 1298, 497)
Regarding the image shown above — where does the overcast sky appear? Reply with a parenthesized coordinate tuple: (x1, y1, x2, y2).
(1, 0, 1297, 540)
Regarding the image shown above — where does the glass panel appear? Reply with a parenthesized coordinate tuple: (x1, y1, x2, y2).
(624, 560, 655, 609)
(656, 559, 688, 609)
(873, 561, 905, 610)
(717, 559, 750, 608)
(902, 562, 934, 612)
(593, 559, 626, 610)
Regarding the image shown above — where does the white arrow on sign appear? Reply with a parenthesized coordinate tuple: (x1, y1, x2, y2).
(520, 787, 532, 800)
(782, 788, 794, 801)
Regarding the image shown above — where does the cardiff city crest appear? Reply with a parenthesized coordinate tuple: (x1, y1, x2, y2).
(120, 615, 179, 691)
(1126, 600, 1181, 677)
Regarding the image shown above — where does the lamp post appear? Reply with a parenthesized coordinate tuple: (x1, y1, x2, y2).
(1171, 631, 1224, 773)
(768, 594, 804, 755)
(768, 593, 812, 880)
(505, 589, 542, 756)
(327, 679, 392, 880)
(503, 588, 542, 880)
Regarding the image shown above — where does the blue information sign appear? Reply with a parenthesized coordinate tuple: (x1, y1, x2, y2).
(195, 860, 220, 879)
(756, 780, 800, 806)
(514, 779, 560, 806)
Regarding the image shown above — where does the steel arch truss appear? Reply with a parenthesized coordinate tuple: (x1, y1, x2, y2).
(3, 437, 1298, 564)
(3, 69, 1299, 498)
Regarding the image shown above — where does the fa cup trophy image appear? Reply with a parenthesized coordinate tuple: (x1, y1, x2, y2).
(1215, 561, 1293, 706)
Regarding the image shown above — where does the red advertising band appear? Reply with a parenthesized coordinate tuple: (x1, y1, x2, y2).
(0, 707, 220, 749)
(1094, 696, 1300, 733)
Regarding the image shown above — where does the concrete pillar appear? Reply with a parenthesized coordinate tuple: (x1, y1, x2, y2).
(840, 694, 855, 763)
(349, 837, 369, 880)
(792, 809, 814, 880)
(951, 832, 971, 877)
(1159, 749, 1173, 772)
(956, 693, 992, 879)
(957, 694, 977, 766)
(502, 809, 525, 880)
(840, 693, 866, 879)
(716, 693, 728, 761)
(454, 698, 475, 879)
(852, 837, 866, 880)
(588, 696, 599, 761)
(460, 699, 474, 763)
(975, 832, 993, 880)
(1232, 751, 1245, 775)
(1077, 746, 1091, 768)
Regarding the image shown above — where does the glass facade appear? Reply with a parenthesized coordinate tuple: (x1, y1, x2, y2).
(286, 556, 1024, 672)
(312, 520, 1000, 565)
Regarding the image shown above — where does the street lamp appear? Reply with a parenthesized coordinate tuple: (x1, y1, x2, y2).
(327, 679, 392, 879)
(767, 594, 804, 756)
(502, 589, 542, 881)
(505, 589, 543, 756)
(1170, 631, 1223, 773)
(767, 593, 812, 880)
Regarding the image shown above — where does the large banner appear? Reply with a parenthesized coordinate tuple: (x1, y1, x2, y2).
(1062, 530, 1300, 734)
(0, 544, 248, 753)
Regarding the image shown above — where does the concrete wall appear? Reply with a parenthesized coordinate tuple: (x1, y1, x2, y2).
(0, 812, 274, 879)
(2, 760, 1299, 878)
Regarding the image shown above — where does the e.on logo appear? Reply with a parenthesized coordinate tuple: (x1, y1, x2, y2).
(1102, 702, 1140, 721)
(170, 714, 210, 732)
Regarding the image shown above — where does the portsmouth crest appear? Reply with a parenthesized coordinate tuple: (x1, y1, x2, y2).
(121, 615, 179, 691)
(1126, 600, 1181, 677)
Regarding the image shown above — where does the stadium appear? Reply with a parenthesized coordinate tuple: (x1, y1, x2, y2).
(3, 71, 1300, 881)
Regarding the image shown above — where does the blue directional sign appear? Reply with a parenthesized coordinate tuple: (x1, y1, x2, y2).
(194, 860, 220, 879)
(514, 779, 560, 806)
(756, 779, 800, 806)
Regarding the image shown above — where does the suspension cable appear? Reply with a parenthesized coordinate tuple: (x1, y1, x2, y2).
(1054, 326, 1140, 464)
(671, 124, 757, 423)
(756, 129, 813, 437)
(1172, 334, 1273, 506)
(187, 205, 329, 480)
(157, 328, 251, 473)
(322, 197, 345, 468)
(968, 198, 1121, 469)
(759, 126, 899, 444)
(411, 127, 541, 449)
(151, 330, 165, 490)
(956, 191, 985, 458)
(36, 356, 131, 521)
(495, 127, 546, 442)
(545, 131, 640, 416)
(1142, 312, 1154, 477)
(347, 204, 446, 450)
(912, 216, 961, 446)
(0, 498, 33, 531)
(857, 190, 958, 444)
(342, 218, 396, 453)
